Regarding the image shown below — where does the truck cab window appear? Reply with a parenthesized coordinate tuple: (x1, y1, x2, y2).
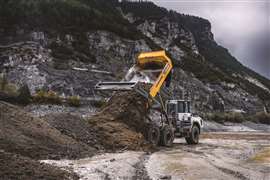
(178, 102, 185, 113)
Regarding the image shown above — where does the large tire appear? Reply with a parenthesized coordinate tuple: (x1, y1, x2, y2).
(185, 125, 200, 145)
(146, 125, 160, 146)
(160, 125, 175, 147)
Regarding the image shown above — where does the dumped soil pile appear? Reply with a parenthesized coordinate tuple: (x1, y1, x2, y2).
(0, 101, 94, 160)
(88, 86, 153, 150)
(44, 113, 103, 150)
(0, 150, 79, 180)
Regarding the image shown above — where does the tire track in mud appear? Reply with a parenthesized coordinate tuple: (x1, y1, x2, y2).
(173, 140, 258, 180)
(132, 153, 151, 180)
(214, 166, 249, 180)
(94, 169, 111, 180)
(198, 145, 250, 180)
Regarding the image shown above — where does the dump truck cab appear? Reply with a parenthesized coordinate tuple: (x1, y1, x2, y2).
(166, 100, 203, 144)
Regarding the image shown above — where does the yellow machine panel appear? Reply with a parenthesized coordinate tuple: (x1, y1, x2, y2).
(137, 50, 173, 98)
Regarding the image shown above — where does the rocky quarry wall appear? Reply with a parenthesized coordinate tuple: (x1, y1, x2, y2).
(0, 5, 269, 114)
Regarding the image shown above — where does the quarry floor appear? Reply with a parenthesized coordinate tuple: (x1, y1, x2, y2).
(43, 131, 270, 180)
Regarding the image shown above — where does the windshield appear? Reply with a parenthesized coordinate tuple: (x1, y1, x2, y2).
(178, 102, 185, 113)
(177, 101, 191, 113)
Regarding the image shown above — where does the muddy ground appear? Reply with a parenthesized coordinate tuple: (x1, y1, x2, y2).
(43, 113, 104, 151)
(0, 150, 79, 180)
(43, 132, 270, 180)
(1, 95, 270, 180)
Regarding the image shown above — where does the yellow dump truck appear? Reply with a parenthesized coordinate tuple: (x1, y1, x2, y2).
(95, 50, 203, 146)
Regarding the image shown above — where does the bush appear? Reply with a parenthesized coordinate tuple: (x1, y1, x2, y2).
(248, 112, 270, 125)
(33, 90, 61, 104)
(205, 112, 244, 123)
(68, 95, 81, 107)
(0, 74, 7, 91)
(204, 113, 223, 123)
(91, 99, 106, 108)
(206, 111, 270, 124)
(17, 84, 31, 104)
(34, 90, 46, 102)
(0, 75, 19, 96)
(2, 83, 19, 96)
(46, 90, 61, 104)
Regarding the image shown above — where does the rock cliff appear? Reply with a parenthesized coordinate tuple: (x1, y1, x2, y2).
(0, 0, 269, 114)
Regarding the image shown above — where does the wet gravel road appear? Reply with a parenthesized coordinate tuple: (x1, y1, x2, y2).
(43, 132, 270, 180)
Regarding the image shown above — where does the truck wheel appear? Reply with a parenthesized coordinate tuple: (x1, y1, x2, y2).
(185, 125, 199, 145)
(160, 125, 174, 147)
(147, 125, 160, 146)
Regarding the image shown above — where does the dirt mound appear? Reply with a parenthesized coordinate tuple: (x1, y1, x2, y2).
(43, 113, 103, 150)
(88, 88, 153, 150)
(0, 150, 78, 180)
(0, 101, 94, 160)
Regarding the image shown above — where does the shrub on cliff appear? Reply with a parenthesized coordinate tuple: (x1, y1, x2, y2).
(68, 95, 81, 107)
(33, 90, 61, 104)
(205, 112, 244, 123)
(17, 84, 31, 105)
(248, 112, 270, 125)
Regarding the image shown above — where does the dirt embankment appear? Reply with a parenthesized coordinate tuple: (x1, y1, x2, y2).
(0, 150, 79, 180)
(0, 84, 153, 157)
(0, 85, 153, 179)
(0, 89, 153, 153)
(41, 85, 153, 151)
(0, 100, 109, 180)
(0, 101, 94, 160)
(43, 113, 103, 150)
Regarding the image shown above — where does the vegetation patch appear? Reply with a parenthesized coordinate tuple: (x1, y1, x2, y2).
(247, 112, 270, 125)
(68, 95, 81, 107)
(33, 90, 62, 104)
(0, 0, 141, 40)
(0, 75, 19, 96)
(91, 99, 107, 108)
(250, 147, 270, 163)
(205, 112, 270, 125)
(182, 55, 234, 83)
(33, 90, 84, 107)
(205, 112, 245, 124)
(120, 0, 167, 19)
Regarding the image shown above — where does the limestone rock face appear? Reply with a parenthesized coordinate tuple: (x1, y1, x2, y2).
(0, 0, 269, 114)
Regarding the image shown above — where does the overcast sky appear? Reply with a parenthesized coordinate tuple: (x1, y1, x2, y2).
(151, 0, 270, 79)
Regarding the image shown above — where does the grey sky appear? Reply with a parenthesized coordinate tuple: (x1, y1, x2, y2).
(151, 0, 270, 79)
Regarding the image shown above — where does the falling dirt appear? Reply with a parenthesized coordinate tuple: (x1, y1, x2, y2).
(88, 84, 153, 151)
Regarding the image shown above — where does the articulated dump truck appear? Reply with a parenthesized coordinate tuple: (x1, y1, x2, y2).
(95, 50, 203, 146)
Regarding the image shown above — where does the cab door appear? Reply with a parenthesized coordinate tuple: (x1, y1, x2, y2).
(166, 102, 177, 128)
